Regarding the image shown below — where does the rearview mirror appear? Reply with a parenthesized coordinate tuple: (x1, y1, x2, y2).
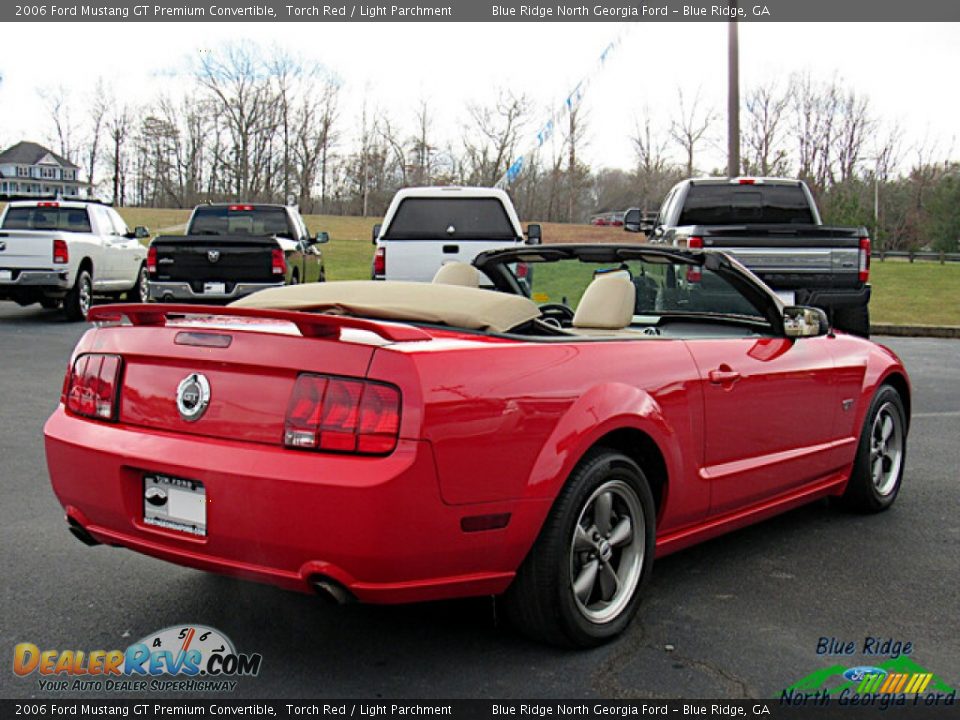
(314, 231, 329, 244)
(623, 208, 642, 233)
(783, 306, 830, 338)
(134, 226, 150, 239)
(526, 224, 542, 245)
(371, 223, 382, 245)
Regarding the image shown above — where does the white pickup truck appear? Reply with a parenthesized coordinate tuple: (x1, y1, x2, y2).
(371, 187, 541, 282)
(0, 199, 149, 320)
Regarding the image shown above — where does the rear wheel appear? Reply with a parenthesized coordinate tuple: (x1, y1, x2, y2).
(64, 269, 92, 321)
(833, 305, 870, 338)
(838, 385, 907, 513)
(503, 448, 655, 647)
(128, 263, 150, 303)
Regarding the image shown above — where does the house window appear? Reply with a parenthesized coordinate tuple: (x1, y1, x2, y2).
(41, 167, 57, 179)
(17, 166, 29, 177)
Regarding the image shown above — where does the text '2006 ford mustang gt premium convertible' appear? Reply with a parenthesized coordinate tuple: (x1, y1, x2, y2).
(44, 245, 910, 646)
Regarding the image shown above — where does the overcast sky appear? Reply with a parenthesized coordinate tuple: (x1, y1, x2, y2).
(1, 22, 957, 174)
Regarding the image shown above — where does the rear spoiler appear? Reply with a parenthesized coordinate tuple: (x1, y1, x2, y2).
(87, 304, 431, 343)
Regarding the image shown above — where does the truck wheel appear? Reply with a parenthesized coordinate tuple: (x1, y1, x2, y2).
(838, 385, 907, 513)
(64, 269, 92, 321)
(503, 448, 655, 647)
(128, 264, 150, 303)
(833, 305, 870, 338)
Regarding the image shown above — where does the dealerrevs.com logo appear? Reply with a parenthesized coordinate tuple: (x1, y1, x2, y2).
(13, 625, 262, 692)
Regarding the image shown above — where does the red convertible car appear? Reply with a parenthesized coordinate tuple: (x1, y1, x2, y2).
(45, 245, 909, 647)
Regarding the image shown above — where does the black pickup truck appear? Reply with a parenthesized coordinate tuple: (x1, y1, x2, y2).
(147, 203, 328, 304)
(625, 178, 872, 336)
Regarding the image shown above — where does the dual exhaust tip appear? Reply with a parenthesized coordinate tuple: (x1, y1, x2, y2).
(67, 516, 354, 605)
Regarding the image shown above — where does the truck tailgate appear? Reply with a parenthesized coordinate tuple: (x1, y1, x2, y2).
(151, 235, 277, 284)
(0, 230, 56, 269)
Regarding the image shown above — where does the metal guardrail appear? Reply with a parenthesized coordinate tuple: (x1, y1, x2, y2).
(876, 250, 960, 263)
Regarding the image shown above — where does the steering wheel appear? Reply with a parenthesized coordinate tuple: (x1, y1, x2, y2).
(539, 302, 575, 324)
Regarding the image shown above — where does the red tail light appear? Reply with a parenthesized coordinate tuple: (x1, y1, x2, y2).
(687, 236, 704, 250)
(228, 204, 254, 211)
(738, 178, 756, 185)
(53, 239, 69, 264)
(686, 266, 702, 283)
(284, 374, 401, 455)
(272, 248, 286, 276)
(65, 353, 122, 421)
(146, 246, 157, 274)
(515, 262, 529, 279)
(373, 246, 386, 277)
(38, 201, 60, 208)
(859, 236, 871, 282)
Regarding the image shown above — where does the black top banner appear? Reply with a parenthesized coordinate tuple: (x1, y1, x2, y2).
(5, 0, 960, 22)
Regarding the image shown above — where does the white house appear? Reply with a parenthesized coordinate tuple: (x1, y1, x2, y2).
(0, 141, 88, 198)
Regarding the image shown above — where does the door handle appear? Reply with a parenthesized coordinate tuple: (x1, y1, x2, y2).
(709, 367, 741, 385)
(442, 244, 459, 254)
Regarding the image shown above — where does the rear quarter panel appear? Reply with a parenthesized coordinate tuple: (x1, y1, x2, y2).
(371, 337, 708, 534)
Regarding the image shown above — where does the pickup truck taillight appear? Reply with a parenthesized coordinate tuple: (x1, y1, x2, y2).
(65, 353, 122, 422)
(373, 247, 386, 277)
(687, 236, 704, 250)
(284, 374, 401, 455)
(859, 237, 871, 282)
(53, 239, 69, 264)
(272, 248, 287, 276)
(146, 246, 157, 274)
(686, 237, 704, 282)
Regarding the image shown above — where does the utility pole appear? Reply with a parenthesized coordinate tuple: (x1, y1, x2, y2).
(727, 15, 740, 177)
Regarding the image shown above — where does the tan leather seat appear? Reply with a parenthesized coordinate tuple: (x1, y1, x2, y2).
(432, 262, 480, 288)
(572, 275, 637, 332)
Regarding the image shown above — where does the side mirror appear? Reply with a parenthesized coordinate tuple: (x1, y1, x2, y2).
(371, 223, 382, 245)
(783, 306, 830, 338)
(134, 226, 150, 239)
(526, 224, 542, 245)
(623, 208, 643, 233)
(314, 231, 329, 244)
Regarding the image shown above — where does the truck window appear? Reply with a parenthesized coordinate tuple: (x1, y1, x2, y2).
(2, 206, 92, 233)
(383, 198, 518, 240)
(678, 185, 815, 225)
(189, 206, 294, 238)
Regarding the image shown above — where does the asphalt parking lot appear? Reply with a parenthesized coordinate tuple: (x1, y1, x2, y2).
(0, 302, 957, 700)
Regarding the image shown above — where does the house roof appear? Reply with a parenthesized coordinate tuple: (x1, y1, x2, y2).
(0, 141, 80, 170)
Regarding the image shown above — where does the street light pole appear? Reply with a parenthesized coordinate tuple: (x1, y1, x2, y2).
(727, 15, 740, 177)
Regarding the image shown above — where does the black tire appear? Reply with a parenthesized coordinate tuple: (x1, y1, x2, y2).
(833, 305, 870, 338)
(63, 268, 92, 322)
(838, 385, 907, 513)
(289, 270, 300, 285)
(503, 448, 656, 647)
(128, 263, 150, 303)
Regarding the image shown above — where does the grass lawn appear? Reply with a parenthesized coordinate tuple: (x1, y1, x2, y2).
(102, 207, 956, 327)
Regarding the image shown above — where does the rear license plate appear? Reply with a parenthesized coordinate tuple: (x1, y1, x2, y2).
(143, 474, 206, 536)
(0, 270, 12, 281)
(204, 282, 226, 295)
(775, 290, 796, 305)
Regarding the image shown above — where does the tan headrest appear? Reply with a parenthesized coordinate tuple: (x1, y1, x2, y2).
(573, 275, 636, 330)
(432, 262, 480, 287)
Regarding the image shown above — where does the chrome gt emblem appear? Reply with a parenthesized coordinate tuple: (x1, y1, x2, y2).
(176, 373, 211, 422)
(207, 250, 221, 263)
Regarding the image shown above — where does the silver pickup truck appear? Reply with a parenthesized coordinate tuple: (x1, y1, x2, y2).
(626, 177, 872, 337)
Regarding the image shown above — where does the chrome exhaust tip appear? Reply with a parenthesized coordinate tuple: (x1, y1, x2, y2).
(311, 577, 355, 605)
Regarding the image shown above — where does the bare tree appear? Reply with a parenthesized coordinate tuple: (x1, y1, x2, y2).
(462, 89, 529, 186)
(669, 88, 714, 176)
(106, 104, 131, 205)
(39, 86, 77, 163)
(742, 81, 790, 176)
(82, 78, 109, 192)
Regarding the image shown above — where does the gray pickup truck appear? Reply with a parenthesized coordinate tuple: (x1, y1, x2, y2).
(625, 177, 872, 337)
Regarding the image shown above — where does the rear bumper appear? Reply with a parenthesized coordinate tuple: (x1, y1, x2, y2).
(148, 280, 284, 303)
(0, 268, 71, 290)
(44, 407, 546, 603)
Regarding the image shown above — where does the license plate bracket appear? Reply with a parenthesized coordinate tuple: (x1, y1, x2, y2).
(143, 474, 207, 536)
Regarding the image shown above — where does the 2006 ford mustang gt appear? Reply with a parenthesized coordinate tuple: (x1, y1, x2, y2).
(45, 244, 909, 646)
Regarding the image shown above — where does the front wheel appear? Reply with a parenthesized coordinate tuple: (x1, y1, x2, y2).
(63, 269, 92, 321)
(503, 449, 655, 647)
(838, 385, 907, 513)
